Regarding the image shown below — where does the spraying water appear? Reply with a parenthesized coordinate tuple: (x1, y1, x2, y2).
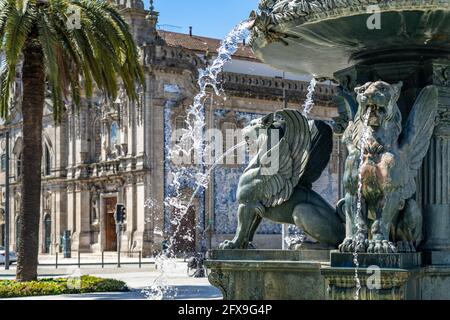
(144, 21, 251, 300)
(302, 78, 317, 117)
(353, 106, 372, 300)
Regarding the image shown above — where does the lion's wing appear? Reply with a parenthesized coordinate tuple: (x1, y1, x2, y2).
(260, 109, 311, 207)
(399, 85, 439, 199)
(299, 120, 333, 187)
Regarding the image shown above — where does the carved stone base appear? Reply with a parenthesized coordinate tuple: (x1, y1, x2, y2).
(323, 251, 450, 300)
(206, 250, 450, 300)
(323, 251, 422, 300)
(205, 249, 329, 300)
(321, 266, 412, 300)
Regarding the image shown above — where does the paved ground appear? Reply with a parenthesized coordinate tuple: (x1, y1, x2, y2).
(0, 258, 222, 300)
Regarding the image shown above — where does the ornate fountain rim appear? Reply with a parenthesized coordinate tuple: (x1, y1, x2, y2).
(251, 0, 450, 45)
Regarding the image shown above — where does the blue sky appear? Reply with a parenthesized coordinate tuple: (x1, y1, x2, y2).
(147, 0, 259, 39)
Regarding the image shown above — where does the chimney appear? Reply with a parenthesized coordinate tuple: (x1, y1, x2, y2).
(189, 26, 193, 37)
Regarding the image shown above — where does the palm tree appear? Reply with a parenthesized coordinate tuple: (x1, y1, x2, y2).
(0, 0, 144, 281)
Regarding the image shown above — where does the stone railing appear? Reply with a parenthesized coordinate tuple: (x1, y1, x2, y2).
(219, 72, 337, 104)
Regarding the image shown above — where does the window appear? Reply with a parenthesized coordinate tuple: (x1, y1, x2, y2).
(43, 144, 51, 176)
(175, 116, 187, 131)
(110, 121, 119, 147)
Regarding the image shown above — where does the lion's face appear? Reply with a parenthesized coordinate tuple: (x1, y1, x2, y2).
(241, 113, 274, 150)
(355, 81, 402, 127)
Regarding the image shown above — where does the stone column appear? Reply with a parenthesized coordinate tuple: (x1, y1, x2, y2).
(75, 105, 89, 178)
(145, 73, 166, 252)
(67, 183, 77, 249)
(421, 87, 450, 257)
(70, 183, 91, 252)
(125, 175, 137, 251)
(67, 108, 76, 177)
(135, 175, 148, 253)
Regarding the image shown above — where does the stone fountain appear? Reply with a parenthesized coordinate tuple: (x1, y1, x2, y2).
(205, 0, 450, 300)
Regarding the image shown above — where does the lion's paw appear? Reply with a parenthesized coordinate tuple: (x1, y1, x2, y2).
(338, 238, 354, 252)
(367, 240, 397, 253)
(339, 238, 368, 252)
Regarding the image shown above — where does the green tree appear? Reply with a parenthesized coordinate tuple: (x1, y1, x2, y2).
(0, 0, 144, 281)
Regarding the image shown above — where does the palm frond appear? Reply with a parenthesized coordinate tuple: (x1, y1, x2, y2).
(0, 0, 36, 118)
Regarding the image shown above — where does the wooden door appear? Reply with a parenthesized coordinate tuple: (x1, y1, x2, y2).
(173, 207, 196, 254)
(104, 197, 117, 251)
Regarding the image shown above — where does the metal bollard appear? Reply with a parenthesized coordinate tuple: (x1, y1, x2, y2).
(62, 230, 71, 258)
(102, 251, 104, 268)
(55, 252, 58, 269)
(78, 251, 80, 268)
(139, 251, 142, 269)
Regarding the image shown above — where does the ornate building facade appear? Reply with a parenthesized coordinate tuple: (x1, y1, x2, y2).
(0, 1, 342, 255)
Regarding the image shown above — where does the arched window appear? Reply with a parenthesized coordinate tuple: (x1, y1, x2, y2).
(43, 143, 51, 176)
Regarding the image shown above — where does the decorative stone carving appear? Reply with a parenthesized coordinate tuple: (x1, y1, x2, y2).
(207, 269, 230, 300)
(433, 65, 450, 86)
(339, 81, 439, 253)
(219, 109, 344, 249)
(322, 268, 410, 300)
(252, 0, 450, 43)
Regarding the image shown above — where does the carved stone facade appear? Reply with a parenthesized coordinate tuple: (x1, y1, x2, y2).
(0, 2, 341, 255)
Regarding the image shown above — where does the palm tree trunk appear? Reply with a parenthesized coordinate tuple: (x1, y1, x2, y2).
(15, 37, 45, 282)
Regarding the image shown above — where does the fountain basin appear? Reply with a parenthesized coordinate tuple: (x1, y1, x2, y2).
(206, 250, 450, 300)
(251, 1, 450, 77)
(205, 249, 329, 300)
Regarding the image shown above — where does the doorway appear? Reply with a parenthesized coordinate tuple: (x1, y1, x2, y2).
(172, 206, 196, 254)
(104, 197, 117, 251)
(43, 214, 51, 253)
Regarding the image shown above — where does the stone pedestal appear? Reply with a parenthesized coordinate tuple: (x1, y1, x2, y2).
(322, 252, 422, 300)
(205, 249, 329, 300)
(206, 250, 450, 300)
(321, 267, 413, 300)
(322, 251, 450, 300)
